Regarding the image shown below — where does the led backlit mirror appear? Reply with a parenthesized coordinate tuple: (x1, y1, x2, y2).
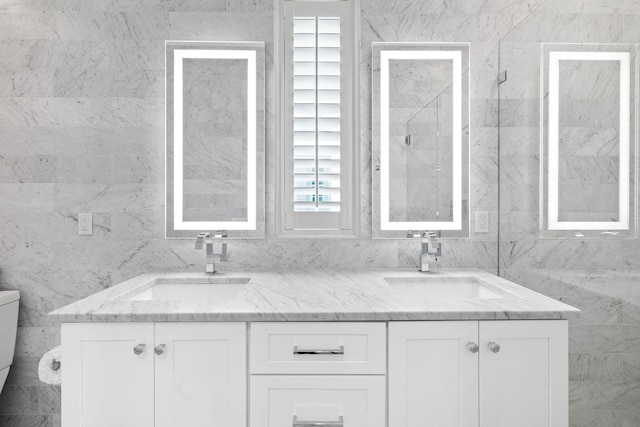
(372, 43, 470, 238)
(166, 41, 265, 238)
(541, 44, 637, 238)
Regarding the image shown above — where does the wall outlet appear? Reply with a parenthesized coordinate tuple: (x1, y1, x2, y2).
(475, 211, 489, 234)
(78, 213, 93, 235)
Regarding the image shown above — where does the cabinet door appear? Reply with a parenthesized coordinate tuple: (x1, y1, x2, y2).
(479, 320, 568, 427)
(389, 321, 479, 427)
(62, 323, 154, 427)
(154, 322, 246, 427)
(251, 376, 385, 427)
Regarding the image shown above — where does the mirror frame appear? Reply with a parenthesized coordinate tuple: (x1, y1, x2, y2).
(372, 42, 470, 238)
(165, 41, 265, 239)
(540, 43, 637, 239)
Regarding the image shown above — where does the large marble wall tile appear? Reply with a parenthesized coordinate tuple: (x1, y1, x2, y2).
(55, 155, 113, 183)
(623, 14, 640, 41)
(570, 354, 624, 382)
(0, 13, 55, 40)
(570, 325, 640, 353)
(225, 0, 271, 12)
(112, 154, 164, 184)
(0, 415, 52, 426)
(569, 408, 640, 427)
(111, 69, 163, 97)
(0, 127, 163, 157)
(508, 240, 640, 270)
(0, 0, 54, 13)
(497, 98, 538, 127)
(0, 69, 54, 97)
(0, 97, 112, 127)
(0, 212, 111, 244)
(570, 381, 640, 410)
(0, 154, 57, 185)
(622, 353, 640, 381)
(462, 0, 548, 15)
(112, 97, 163, 127)
(110, 39, 163, 69)
(0, 385, 60, 415)
(361, 0, 453, 15)
(398, 240, 498, 269)
(499, 155, 538, 212)
(502, 13, 624, 43)
(111, 208, 164, 240)
(363, 12, 515, 43)
(0, 184, 53, 213)
(470, 98, 498, 127)
(167, 12, 273, 40)
(470, 42, 500, 99)
(0, 242, 53, 272)
(621, 298, 640, 324)
(497, 42, 540, 100)
(13, 328, 60, 359)
(0, 40, 112, 69)
(53, 183, 163, 212)
(53, 12, 171, 40)
(53, 68, 113, 97)
(540, 0, 639, 14)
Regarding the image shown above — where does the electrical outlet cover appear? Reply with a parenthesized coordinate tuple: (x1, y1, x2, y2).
(475, 211, 489, 233)
(78, 213, 93, 235)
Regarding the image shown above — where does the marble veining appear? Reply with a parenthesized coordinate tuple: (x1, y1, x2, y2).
(49, 269, 579, 322)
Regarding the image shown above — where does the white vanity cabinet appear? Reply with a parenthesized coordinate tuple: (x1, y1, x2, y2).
(61, 322, 246, 427)
(389, 320, 568, 427)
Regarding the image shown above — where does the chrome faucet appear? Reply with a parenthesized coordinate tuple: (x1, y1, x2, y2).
(407, 231, 442, 272)
(195, 231, 227, 274)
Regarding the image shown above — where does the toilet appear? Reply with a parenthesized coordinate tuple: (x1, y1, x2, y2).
(0, 291, 19, 394)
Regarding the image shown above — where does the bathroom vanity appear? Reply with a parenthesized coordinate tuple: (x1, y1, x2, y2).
(50, 269, 578, 427)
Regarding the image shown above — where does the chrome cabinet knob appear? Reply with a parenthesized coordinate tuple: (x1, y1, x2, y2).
(488, 341, 501, 353)
(133, 343, 146, 355)
(466, 342, 479, 353)
(154, 344, 166, 356)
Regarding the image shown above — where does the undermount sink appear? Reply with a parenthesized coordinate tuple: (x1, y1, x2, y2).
(127, 277, 250, 302)
(385, 276, 503, 300)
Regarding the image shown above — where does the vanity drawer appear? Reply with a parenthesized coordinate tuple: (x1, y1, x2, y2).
(250, 375, 385, 427)
(250, 322, 386, 374)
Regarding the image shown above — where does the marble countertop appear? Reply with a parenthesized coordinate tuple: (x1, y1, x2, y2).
(49, 268, 579, 322)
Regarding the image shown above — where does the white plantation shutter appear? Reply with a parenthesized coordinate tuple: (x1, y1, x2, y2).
(281, 0, 356, 233)
(293, 16, 342, 212)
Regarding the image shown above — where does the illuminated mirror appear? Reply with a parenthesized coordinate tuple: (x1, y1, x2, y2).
(372, 43, 470, 238)
(166, 41, 265, 238)
(541, 44, 637, 238)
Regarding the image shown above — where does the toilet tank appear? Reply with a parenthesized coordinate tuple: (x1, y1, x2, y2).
(0, 291, 19, 370)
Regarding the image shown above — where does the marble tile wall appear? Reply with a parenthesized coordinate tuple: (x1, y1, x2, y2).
(0, 0, 540, 424)
(498, 0, 640, 425)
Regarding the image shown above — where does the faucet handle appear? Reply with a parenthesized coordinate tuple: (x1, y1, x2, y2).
(196, 232, 211, 249)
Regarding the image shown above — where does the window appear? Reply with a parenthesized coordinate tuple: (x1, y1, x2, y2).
(276, 0, 359, 236)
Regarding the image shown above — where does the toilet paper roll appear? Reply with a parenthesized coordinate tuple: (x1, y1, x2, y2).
(38, 346, 61, 385)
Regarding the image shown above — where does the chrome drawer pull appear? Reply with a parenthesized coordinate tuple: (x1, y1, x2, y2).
(488, 341, 501, 353)
(293, 415, 343, 426)
(293, 345, 345, 355)
(133, 343, 146, 355)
